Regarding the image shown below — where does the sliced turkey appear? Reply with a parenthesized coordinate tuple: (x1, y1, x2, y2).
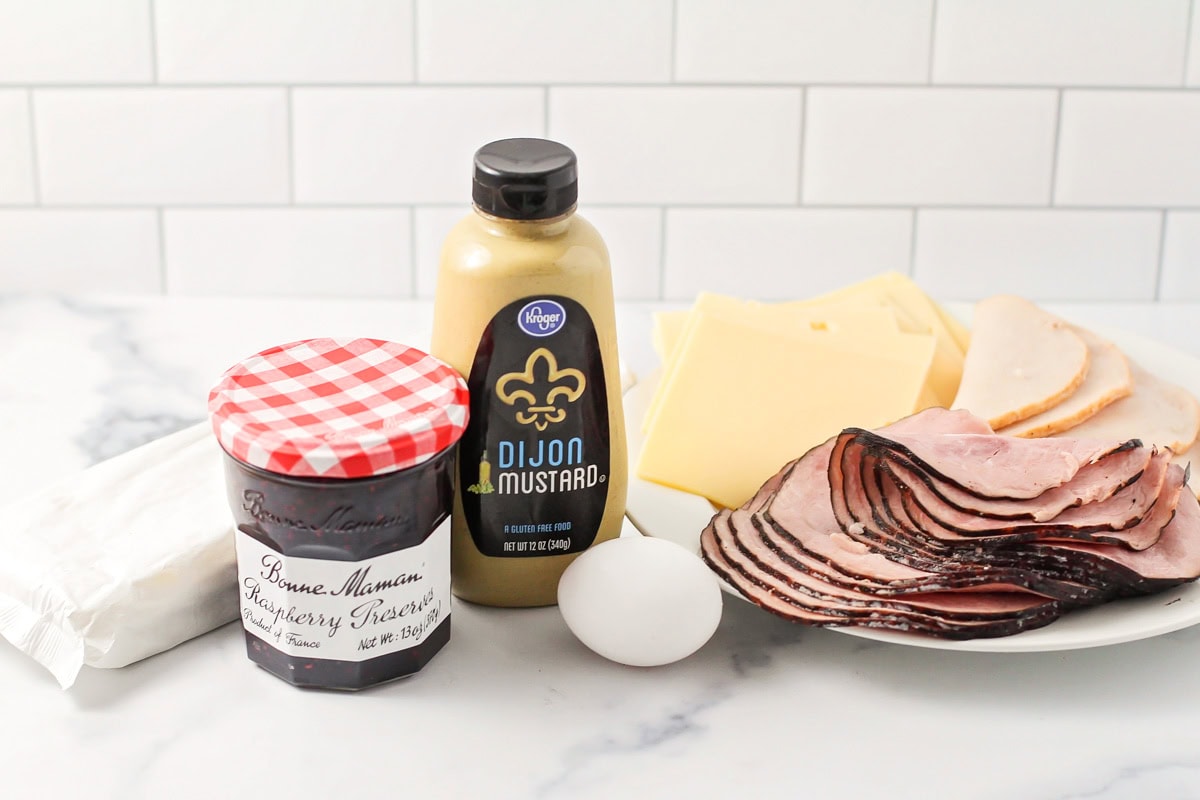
(952, 295, 1090, 429)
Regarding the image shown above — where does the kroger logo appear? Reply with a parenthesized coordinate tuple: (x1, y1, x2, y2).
(517, 300, 567, 337)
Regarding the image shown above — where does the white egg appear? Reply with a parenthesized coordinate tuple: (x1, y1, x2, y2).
(557, 535, 723, 667)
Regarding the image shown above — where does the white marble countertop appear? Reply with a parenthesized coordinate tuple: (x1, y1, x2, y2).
(2, 295, 1200, 800)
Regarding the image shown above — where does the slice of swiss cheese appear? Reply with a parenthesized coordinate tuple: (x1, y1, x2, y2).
(637, 310, 936, 509)
(651, 294, 902, 365)
(952, 295, 1090, 430)
(651, 309, 690, 363)
(808, 272, 966, 406)
(998, 326, 1132, 438)
(649, 274, 966, 433)
(642, 295, 905, 433)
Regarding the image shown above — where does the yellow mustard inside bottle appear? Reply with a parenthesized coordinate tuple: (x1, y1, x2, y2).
(430, 138, 628, 607)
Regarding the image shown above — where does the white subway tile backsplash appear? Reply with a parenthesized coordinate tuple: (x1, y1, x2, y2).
(0, 92, 34, 204)
(577, 207, 664, 300)
(550, 88, 803, 204)
(0, 1, 1195, 304)
(933, 0, 1190, 87)
(913, 210, 1161, 301)
(676, 0, 931, 84)
(663, 208, 912, 300)
(0, 0, 152, 83)
(0, 211, 160, 292)
(417, 0, 671, 83)
(164, 209, 411, 297)
(804, 89, 1057, 205)
(35, 89, 289, 204)
(1162, 212, 1200, 300)
(414, 205, 663, 300)
(155, 0, 413, 84)
(1055, 91, 1200, 206)
(293, 89, 543, 204)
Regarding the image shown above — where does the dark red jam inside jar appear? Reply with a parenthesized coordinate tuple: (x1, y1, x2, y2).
(208, 338, 469, 691)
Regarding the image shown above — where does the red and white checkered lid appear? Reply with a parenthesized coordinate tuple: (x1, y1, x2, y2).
(208, 338, 469, 479)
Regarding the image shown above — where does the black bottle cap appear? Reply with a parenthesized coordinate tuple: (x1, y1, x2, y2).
(472, 138, 578, 220)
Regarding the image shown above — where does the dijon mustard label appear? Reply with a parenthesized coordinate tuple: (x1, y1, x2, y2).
(461, 296, 610, 557)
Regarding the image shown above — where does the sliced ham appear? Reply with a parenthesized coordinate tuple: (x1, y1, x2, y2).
(767, 428, 1109, 604)
(702, 513, 1062, 639)
(866, 429, 1122, 500)
(1041, 488, 1200, 589)
(765, 491, 1105, 605)
(889, 458, 1184, 553)
(713, 510, 1054, 620)
(699, 405, 1200, 640)
(884, 446, 1159, 528)
(881, 444, 1152, 522)
(870, 446, 1174, 547)
(753, 472, 1093, 600)
(837, 448, 1149, 600)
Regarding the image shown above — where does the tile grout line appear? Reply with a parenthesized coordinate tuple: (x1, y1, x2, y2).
(25, 90, 42, 205)
(1048, 89, 1064, 205)
(926, 0, 939, 83)
(411, 0, 420, 82)
(147, 0, 159, 82)
(796, 86, 806, 205)
(6, 202, 1200, 213)
(658, 206, 668, 300)
(1185, 0, 1197, 86)
(157, 207, 168, 294)
(285, 87, 296, 204)
(669, 0, 679, 81)
(409, 206, 419, 298)
(10, 82, 1200, 91)
(1155, 209, 1169, 301)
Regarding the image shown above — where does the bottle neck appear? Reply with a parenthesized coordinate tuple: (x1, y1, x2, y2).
(472, 205, 575, 239)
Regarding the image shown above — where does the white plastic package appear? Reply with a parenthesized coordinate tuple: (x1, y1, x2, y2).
(0, 423, 237, 688)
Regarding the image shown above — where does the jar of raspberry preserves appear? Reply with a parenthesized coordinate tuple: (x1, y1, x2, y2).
(208, 338, 469, 690)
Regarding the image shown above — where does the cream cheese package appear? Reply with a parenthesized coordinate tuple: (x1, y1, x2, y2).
(0, 423, 236, 688)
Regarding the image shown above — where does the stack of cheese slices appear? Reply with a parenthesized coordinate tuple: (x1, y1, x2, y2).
(638, 273, 964, 509)
(953, 295, 1200, 484)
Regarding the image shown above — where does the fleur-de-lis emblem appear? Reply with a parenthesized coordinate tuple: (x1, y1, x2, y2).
(495, 348, 586, 431)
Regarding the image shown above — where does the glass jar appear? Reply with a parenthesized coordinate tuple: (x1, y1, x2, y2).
(209, 338, 469, 690)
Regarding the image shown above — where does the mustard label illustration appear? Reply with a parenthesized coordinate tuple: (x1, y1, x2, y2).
(466, 450, 495, 495)
(495, 348, 585, 431)
(460, 296, 610, 557)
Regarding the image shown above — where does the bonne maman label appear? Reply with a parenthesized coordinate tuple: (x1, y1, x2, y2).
(236, 521, 450, 661)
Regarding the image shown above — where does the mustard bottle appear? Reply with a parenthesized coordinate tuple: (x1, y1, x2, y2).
(430, 138, 628, 607)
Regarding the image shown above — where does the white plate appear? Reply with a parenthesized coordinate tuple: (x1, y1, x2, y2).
(623, 323, 1200, 653)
